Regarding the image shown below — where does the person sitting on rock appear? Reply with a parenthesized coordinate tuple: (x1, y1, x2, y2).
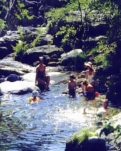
(68, 74, 77, 98)
(35, 57, 50, 91)
(28, 90, 40, 103)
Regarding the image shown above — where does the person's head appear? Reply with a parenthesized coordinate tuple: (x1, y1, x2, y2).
(70, 74, 75, 81)
(85, 62, 93, 69)
(39, 57, 44, 64)
(32, 90, 38, 98)
(82, 79, 88, 86)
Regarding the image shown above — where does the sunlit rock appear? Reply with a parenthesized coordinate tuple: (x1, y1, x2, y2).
(0, 81, 37, 94)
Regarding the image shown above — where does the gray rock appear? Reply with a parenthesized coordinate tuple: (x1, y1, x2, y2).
(21, 45, 63, 65)
(0, 81, 37, 94)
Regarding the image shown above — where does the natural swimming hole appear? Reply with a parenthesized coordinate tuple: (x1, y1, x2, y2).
(0, 72, 98, 151)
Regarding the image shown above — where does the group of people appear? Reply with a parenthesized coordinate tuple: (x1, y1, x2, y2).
(34, 57, 97, 100)
(68, 61, 109, 114)
(68, 61, 96, 99)
(32, 57, 108, 113)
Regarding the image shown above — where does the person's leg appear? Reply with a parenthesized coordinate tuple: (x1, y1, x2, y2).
(45, 75, 50, 89)
(37, 78, 47, 91)
(69, 89, 76, 98)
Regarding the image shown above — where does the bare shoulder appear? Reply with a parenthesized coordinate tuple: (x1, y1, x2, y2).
(44, 64, 46, 68)
(68, 80, 71, 84)
(36, 65, 39, 71)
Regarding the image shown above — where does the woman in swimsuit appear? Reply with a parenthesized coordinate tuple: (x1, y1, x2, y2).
(35, 57, 50, 91)
(85, 62, 95, 86)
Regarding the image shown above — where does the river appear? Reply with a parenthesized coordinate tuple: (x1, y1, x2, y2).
(0, 72, 97, 151)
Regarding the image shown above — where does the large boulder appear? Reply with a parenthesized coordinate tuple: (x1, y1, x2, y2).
(0, 57, 35, 77)
(18, 45, 64, 65)
(65, 137, 106, 151)
(61, 49, 85, 70)
(0, 47, 10, 59)
(0, 81, 37, 94)
(0, 31, 19, 53)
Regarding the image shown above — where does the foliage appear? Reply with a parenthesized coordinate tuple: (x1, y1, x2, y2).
(74, 53, 86, 70)
(72, 128, 98, 145)
(100, 121, 121, 150)
(0, 0, 34, 29)
(13, 26, 45, 56)
(107, 10, 121, 43)
(31, 35, 40, 48)
(15, 1, 34, 20)
(12, 41, 29, 56)
(46, 0, 91, 22)
(56, 24, 81, 49)
(88, 0, 118, 13)
(88, 41, 117, 67)
(0, 19, 6, 28)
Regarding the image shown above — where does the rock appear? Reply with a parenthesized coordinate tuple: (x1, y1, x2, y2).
(6, 74, 22, 82)
(65, 137, 106, 151)
(0, 81, 37, 94)
(20, 45, 63, 65)
(61, 49, 85, 70)
(89, 22, 109, 37)
(0, 58, 35, 77)
(0, 31, 18, 54)
(0, 47, 10, 59)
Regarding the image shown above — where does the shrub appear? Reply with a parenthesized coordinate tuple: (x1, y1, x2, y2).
(72, 128, 98, 145)
(12, 41, 29, 57)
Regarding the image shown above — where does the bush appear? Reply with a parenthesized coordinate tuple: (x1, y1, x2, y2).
(12, 41, 29, 57)
(72, 128, 98, 145)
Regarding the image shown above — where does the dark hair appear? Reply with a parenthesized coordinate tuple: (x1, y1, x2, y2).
(70, 74, 75, 79)
(89, 67, 94, 72)
(83, 79, 88, 86)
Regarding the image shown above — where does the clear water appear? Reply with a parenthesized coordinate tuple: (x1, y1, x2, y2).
(0, 74, 97, 151)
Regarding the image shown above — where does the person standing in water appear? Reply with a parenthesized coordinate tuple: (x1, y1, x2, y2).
(68, 74, 77, 98)
(35, 57, 50, 91)
(85, 62, 95, 86)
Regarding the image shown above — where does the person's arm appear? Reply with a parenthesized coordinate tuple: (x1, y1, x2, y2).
(81, 82, 85, 92)
(74, 81, 77, 89)
(68, 81, 70, 89)
(85, 70, 88, 80)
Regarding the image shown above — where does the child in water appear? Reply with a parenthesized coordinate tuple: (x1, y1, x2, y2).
(81, 79, 95, 100)
(28, 90, 40, 103)
(68, 74, 77, 98)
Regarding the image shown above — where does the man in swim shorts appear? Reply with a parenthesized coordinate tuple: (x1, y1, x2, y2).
(68, 74, 77, 98)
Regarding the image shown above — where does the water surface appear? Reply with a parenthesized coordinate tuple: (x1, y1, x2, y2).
(0, 73, 96, 151)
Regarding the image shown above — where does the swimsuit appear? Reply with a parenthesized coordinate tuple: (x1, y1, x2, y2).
(38, 70, 45, 80)
(88, 74, 94, 84)
(69, 88, 76, 97)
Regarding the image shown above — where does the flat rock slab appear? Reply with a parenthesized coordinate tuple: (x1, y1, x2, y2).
(0, 81, 37, 94)
(0, 71, 69, 94)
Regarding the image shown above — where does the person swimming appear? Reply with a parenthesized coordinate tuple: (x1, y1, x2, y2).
(28, 91, 40, 103)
